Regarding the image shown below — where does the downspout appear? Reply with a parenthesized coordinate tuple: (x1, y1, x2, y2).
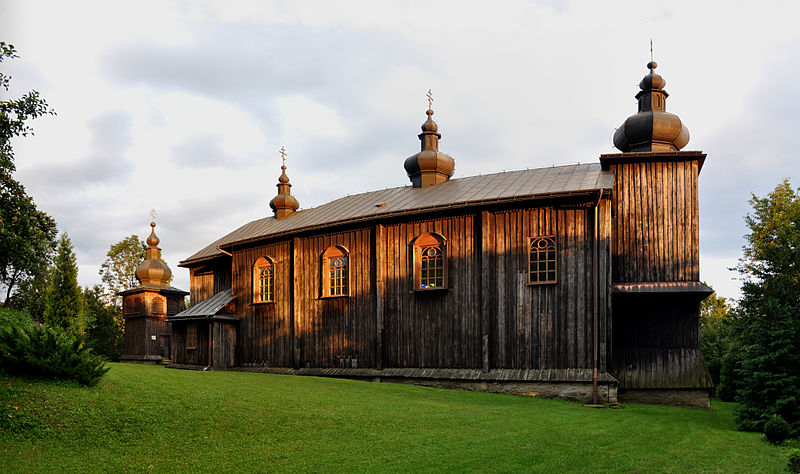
(592, 192, 601, 405)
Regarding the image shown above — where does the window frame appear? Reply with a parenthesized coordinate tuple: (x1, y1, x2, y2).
(528, 235, 557, 285)
(412, 232, 448, 291)
(321, 245, 350, 298)
(252, 256, 276, 304)
(186, 323, 198, 350)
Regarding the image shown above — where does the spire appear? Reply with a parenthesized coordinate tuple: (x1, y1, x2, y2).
(269, 146, 300, 219)
(403, 90, 455, 188)
(613, 60, 690, 153)
(135, 215, 173, 287)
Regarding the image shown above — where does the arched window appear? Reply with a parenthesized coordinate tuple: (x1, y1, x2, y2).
(322, 246, 349, 297)
(151, 297, 165, 315)
(413, 232, 447, 290)
(529, 236, 557, 284)
(253, 257, 275, 303)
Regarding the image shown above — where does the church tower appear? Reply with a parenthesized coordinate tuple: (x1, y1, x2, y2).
(119, 218, 188, 363)
(601, 61, 713, 405)
(269, 146, 300, 219)
(403, 91, 455, 187)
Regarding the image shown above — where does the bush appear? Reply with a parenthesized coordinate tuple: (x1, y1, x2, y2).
(0, 306, 36, 330)
(763, 415, 791, 444)
(0, 322, 109, 386)
(788, 449, 800, 473)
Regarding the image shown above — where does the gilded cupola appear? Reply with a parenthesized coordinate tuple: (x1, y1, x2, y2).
(269, 146, 300, 219)
(403, 91, 455, 188)
(613, 61, 690, 153)
(135, 220, 173, 287)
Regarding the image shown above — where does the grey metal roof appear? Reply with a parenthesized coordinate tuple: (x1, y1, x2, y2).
(167, 289, 234, 320)
(180, 163, 614, 266)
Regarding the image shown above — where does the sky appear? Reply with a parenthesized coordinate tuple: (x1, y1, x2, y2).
(2, 0, 799, 300)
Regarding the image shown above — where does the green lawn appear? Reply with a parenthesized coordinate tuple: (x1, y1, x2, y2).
(0, 363, 789, 472)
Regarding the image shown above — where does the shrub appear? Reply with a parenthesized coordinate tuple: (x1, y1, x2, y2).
(763, 415, 791, 444)
(788, 449, 800, 473)
(0, 307, 36, 330)
(0, 322, 109, 386)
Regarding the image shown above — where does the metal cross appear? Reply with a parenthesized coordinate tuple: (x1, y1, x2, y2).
(280, 146, 286, 167)
(149, 208, 157, 222)
(427, 89, 433, 109)
(650, 39, 653, 63)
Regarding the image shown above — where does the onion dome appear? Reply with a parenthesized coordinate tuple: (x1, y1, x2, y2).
(135, 221, 173, 286)
(404, 104, 455, 188)
(613, 61, 690, 153)
(269, 147, 300, 219)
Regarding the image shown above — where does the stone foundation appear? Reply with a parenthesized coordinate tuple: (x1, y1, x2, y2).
(619, 389, 710, 408)
(381, 378, 618, 405)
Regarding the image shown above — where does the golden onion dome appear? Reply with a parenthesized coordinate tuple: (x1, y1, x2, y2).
(135, 222, 172, 286)
(270, 150, 300, 219)
(613, 61, 690, 153)
(404, 107, 455, 188)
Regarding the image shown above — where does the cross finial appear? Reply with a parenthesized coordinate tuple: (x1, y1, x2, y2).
(149, 208, 157, 222)
(427, 89, 433, 110)
(280, 146, 286, 168)
(650, 39, 653, 63)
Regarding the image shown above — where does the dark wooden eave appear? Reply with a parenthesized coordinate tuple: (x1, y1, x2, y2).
(599, 150, 707, 173)
(611, 281, 713, 299)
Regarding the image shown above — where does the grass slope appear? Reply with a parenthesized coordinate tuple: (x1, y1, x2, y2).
(0, 363, 787, 472)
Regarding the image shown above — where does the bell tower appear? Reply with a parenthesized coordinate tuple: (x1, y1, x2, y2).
(601, 60, 713, 406)
(119, 216, 188, 363)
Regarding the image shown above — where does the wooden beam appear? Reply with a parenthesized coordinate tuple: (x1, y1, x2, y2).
(480, 211, 491, 372)
(374, 224, 385, 370)
(291, 237, 299, 369)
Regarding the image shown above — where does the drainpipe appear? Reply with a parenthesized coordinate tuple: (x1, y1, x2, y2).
(592, 192, 601, 405)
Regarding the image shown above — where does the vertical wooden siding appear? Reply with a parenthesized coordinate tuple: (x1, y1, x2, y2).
(294, 228, 375, 368)
(610, 160, 700, 283)
(484, 204, 611, 371)
(381, 215, 481, 368)
(231, 241, 292, 367)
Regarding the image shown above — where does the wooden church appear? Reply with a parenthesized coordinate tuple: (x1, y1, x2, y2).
(121, 61, 714, 406)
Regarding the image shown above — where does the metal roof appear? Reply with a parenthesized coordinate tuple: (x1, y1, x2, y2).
(180, 163, 614, 266)
(167, 289, 234, 320)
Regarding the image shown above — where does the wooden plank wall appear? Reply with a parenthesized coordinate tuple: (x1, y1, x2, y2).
(190, 268, 214, 305)
(609, 160, 699, 283)
(381, 215, 481, 368)
(171, 321, 210, 365)
(231, 241, 292, 367)
(483, 203, 611, 371)
(295, 228, 376, 368)
(212, 321, 237, 368)
(186, 200, 613, 374)
(612, 295, 712, 389)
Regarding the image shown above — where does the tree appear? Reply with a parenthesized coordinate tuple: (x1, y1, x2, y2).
(723, 179, 800, 434)
(83, 285, 123, 360)
(698, 288, 735, 388)
(6, 265, 51, 320)
(99, 234, 145, 308)
(43, 233, 83, 335)
(0, 42, 57, 301)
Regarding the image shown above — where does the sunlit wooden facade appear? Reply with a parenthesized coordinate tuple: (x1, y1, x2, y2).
(166, 62, 713, 406)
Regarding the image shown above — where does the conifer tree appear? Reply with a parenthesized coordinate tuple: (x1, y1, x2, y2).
(726, 179, 800, 434)
(43, 233, 83, 334)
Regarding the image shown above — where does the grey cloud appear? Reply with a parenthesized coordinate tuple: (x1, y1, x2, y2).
(172, 134, 232, 168)
(23, 110, 135, 191)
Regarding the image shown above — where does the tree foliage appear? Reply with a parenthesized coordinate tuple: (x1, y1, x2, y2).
(99, 234, 144, 307)
(83, 285, 123, 360)
(0, 42, 57, 301)
(43, 233, 83, 335)
(723, 179, 800, 434)
(698, 289, 735, 388)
